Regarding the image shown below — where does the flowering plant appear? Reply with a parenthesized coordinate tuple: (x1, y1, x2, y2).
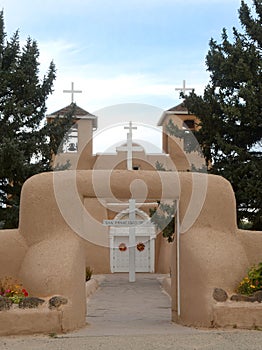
(0, 276, 29, 304)
(236, 262, 262, 295)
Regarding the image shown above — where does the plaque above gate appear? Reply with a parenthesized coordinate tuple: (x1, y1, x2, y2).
(103, 219, 146, 227)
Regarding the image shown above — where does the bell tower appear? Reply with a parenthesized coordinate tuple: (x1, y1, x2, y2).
(46, 82, 97, 170)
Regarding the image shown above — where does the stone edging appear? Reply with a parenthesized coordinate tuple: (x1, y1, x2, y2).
(157, 275, 171, 298)
(213, 288, 262, 303)
(86, 275, 105, 299)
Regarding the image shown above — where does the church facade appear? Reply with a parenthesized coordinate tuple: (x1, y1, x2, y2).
(47, 102, 205, 173)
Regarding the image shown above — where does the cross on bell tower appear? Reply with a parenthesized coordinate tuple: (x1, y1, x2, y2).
(63, 82, 82, 103)
(175, 80, 193, 95)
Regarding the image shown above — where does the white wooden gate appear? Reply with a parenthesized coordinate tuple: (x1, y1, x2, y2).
(109, 209, 156, 273)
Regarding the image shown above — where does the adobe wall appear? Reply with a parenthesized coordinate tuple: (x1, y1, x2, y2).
(171, 173, 262, 328)
(161, 114, 205, 171)
(54, 149, 176, 172)
(237, 229, 262, 265)
(18, 170, 174, 275)
(0, 229, 27, 278)
(0, 170, 261, 334)
(0, 170, 178, 335)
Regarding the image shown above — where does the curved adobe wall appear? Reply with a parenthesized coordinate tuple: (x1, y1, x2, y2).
(0, 229, 27, 278)
(16, 170, 180, 334)
(19, 170, 259, 329)
(171, 173, 262, 328)
(2, 170, 260, 334)
(237, 229, 262, 266)
(19, 170, 179, 274)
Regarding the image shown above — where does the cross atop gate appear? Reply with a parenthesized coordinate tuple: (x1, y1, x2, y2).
(103, 199, 149, 282)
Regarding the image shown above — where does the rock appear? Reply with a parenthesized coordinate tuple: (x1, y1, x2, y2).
(49, 296, 68, 309)
(213, 288, 228, 302)
(0, 297, 12, 311)
(254, 290, 262, 302)
(19, 297, 45, 309)
(230, 294, 256, 302)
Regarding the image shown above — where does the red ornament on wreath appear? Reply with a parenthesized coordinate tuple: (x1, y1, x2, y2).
(118, 243, 127, 252)
(136, 242, 145, 252)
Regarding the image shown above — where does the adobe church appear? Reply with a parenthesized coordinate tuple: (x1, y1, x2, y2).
(45, 83, 205, 275)
(1, 83, 261, 334)
(47, 94, 205, 173)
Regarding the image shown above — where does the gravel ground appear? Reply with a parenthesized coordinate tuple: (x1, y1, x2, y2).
(1, 331, 262, 350)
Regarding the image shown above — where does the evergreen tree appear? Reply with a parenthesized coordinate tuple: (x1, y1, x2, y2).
(174, 1, 261, 229)
(0, 12, 74, 228)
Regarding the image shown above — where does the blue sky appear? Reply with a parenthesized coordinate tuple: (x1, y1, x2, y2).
(0, 0, 254, 150)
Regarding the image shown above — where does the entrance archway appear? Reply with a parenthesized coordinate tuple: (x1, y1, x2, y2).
(109, 209, 156, 273)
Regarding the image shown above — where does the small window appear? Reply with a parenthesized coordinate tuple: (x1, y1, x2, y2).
(133, 165, 140, 170)
(183, 119, 195, 129)
(184, 131, 198, 152)
(67, 142, 77, 152)
(63, 124, 78, 153)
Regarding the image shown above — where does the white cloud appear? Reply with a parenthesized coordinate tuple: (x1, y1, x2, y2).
(46, 70, 207, 115)
(38, 38, 208, 115)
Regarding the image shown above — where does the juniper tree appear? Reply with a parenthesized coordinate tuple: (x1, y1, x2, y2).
(0, 12, 74, 228)
(170, 0, 262, 229)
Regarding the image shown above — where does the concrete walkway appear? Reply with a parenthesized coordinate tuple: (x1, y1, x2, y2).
(79, 273, 194, 336)
(1, 274, 262, 350)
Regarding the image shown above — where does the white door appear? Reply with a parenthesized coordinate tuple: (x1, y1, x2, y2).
(109, 208, 156, 273)
(113, 235, 150, 272)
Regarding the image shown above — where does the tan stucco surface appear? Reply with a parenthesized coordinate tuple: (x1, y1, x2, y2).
(171, 173, 262, 328)
(53, 108, 205, 173)
(0, 170, 177, 335)
(0, 229, 27, 278)
(0, 170, 261, 335)
(213, 302, 262, 329)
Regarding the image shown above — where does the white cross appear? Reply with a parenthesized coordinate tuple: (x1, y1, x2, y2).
(63, 82, 82, 103)
(128, 199, 136, 282)
(175, 80, 193, 95)
(116, 121, 143, 170)
(103, 199, 146, 282)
